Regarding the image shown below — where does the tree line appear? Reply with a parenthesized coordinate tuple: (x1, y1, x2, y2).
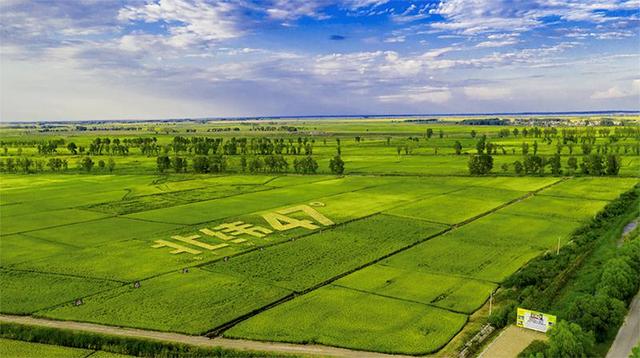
(156, 154, 345, 175)
(467, 136, 624, 176)
(0, 157, 115, 173)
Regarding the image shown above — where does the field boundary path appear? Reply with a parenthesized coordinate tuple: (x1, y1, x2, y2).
(606, 289, 640, 358)
(0, 314, 414, 358)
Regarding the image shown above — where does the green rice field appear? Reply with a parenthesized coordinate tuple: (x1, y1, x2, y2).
(1, 118, 638, 355)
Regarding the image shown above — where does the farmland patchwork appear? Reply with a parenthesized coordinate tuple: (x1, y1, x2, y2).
(0, 174, 637, 354)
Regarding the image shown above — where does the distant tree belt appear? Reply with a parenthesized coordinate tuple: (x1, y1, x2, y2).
(0, 322, 299, 358)
(465, 134, 626, 176)
(460, 118, 511, 125)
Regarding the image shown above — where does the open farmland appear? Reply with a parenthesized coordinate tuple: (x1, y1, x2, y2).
(0, 338, 133, 358)
(0, 117, 639, 356)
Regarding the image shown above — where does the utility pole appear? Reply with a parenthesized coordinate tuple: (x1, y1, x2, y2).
(489, 291, 493, 316)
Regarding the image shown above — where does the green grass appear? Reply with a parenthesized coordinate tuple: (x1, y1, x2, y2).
(0, 270, 121, 314)
(42, 268, 291, 334)
(226, 285, 467, 355)
(203, 214, 448, 291)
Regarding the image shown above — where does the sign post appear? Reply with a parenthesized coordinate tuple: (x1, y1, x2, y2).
(516, 308, 557, 333)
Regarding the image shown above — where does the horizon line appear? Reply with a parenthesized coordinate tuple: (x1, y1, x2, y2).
(2, 109, 639, 125)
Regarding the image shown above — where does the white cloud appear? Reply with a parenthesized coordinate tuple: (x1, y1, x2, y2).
(429, 0, 542, 35)
(383, 35, 406, 43)
(265, 0, 332, 22)
(378, 86, 452, 104)
(429, 0, 639, 36)
(591, 79, 640, 99)
(118, 0, 247, 47)
(342, 0, 389, 9)
(476, 38, 519, 48)
(463, 86, 512, 100)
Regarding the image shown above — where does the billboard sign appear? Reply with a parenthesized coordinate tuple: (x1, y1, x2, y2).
(516, 308, 557, 333)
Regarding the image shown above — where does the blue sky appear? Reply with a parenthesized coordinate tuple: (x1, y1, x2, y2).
(1, 0, 639, 121)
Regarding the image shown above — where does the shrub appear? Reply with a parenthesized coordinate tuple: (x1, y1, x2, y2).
(596, 258, 638, 301)
(546, 321, 594, 358)
(566, 294, 626, 342)
(488, 301, 517, 328)
(518, 340, 548, 358)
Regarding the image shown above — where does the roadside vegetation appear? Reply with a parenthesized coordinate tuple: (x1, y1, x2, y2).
(487, 186, 640, 357)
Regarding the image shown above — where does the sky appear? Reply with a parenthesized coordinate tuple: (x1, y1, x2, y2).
(1, 0, 639, 121)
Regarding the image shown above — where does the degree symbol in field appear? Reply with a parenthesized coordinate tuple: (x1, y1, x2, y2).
(309, 201, 325, 207)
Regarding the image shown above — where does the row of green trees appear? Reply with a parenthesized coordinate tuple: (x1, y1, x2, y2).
(156, 155, 345, 175)
(469, 153, 622, 176)
(0, 322, 284, 358)
(0, 157, 115, 173)
(451, 137, 640, 157)
(510, 153, 622, 176)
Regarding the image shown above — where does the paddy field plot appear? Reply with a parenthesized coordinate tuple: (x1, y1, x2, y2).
(123, 176, 384, 225)
(500, 194, 609, 222)
(0, 270, 121, 314)
(385, 186, 526, 225)
(0, 234, 69, 266)
(203, 214, 448, 291)
(42, 268, 291, 334)
(0, 172, 637, 356)
(537, 177, 640, 201)
(334, 264, 497, 314)
(0, 338, 133, 358)
(0, 209, 110, 236)
(0, 338, 92, 358)
(10, 238, 204, 281)
(24, 217, 182, 247)
(226, 285, 467, 355)
(382, 210, 582, 283)
(383, 235, 543, 283)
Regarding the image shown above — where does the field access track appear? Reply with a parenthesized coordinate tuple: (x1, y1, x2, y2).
(0, 314, 410, 358)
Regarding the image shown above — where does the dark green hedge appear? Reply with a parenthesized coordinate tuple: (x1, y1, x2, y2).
(0, 322, 297, 358)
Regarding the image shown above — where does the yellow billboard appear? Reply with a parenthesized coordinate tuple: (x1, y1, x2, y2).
(516, 308, 557, 333)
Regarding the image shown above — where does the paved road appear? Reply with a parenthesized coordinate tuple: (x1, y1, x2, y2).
(0, 314, 412, 358)
(607, 290, 640, 358)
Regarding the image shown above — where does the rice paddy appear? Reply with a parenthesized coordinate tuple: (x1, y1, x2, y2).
(1, 118, 638, 355)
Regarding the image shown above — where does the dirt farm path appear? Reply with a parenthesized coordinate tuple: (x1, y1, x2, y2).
(0, 314, 413, 358)
(606, 289, 640, 358)
(478, 325, 546, 358)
